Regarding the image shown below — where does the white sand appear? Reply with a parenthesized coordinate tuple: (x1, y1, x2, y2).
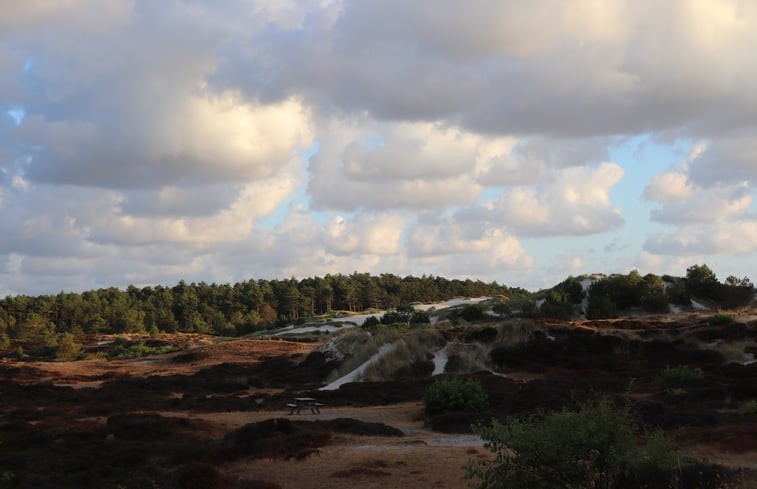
(319, 342, 398, 391)
(431, 345, 448, 376)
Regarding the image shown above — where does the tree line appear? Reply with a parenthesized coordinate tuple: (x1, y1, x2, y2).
(0, 273, 526, 347)
(536, 264, 754, 320)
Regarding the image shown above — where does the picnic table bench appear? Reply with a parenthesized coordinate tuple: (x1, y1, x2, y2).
(287, 397, 324, 415)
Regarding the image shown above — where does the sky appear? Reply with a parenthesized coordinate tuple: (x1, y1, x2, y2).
(1, 0, 756, 296)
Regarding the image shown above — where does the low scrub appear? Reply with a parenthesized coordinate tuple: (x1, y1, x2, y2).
(55, 333, 84, 361)
(708, 312, 734, 326)
(652, 365, 705, 386)
(444, 341, 492, 374)
(324, 330, 389, 382)
(108, 338, 176, 359)
(423, 377, 487, 416)
(741, 400, 757, 415)
(495, 320, 542, 347)
(329, 327, 443, 383)
(361, 328, 443, 381)
(466, 399, 683, 489)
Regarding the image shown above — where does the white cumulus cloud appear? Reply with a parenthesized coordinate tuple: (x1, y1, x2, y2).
(486, 163, 625, 236)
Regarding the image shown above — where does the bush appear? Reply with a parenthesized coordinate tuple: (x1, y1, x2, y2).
(653, 365, 705, 386)
(717, 284, 755, 309)
(460, 305, 486, 322)
(410, 310, 430, 324)
(708, 312, 734, 326)
(55, 333, 83, 361)
(380, 311, 409, 325)
(423, 378, 488, 416)
(642, 294, 669, 314)
(519, 301, 538, 317)
(538, 294, 573, 320)
(586, 295, 617, 320)
(491, 301, 511, 317)
(108, 339, 176, 359)
(686, 264, 719, 298)
(666, 282, 691, 306)
(362, 316, 380, 328)
(466, 399, 678, 489)
(741, 400, 757, 415)
(554, 276, 586, 304)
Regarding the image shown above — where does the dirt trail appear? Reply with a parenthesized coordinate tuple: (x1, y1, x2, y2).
(233, 442, 482, 489)
(160, 402, 486, 489)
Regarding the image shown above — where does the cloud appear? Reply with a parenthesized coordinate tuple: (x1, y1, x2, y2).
(642, 136, 757, 260)
(405, 214, 533, 277)
(3, 0, 313, 192)
(645, 141, 754, 225)
(324, 213, 406, 256)
(635, 250, 702, 277)
(2, 1, 757, 295)
(0, 154, 304, 261)
(476, 136, 612, 187)
(307, 118, 491, 210)
(649, 185, 751, 224)
(687, 136, 757, 186)
(644, 219, 757, 256)
(644, 168, 695, 202)
(484, 162, 625, 236)
(408, 217, 500, 257)
(0, 0, 131, 36)
(212, 0, 757, 138)
(16, 95, 312, 189)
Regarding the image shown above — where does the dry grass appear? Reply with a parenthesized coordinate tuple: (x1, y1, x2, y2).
(14, 336, 316, 386)
(231, 441, 481, 489)
(495, 319, 543, 347)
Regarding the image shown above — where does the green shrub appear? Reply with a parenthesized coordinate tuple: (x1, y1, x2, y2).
(553, 276, 586, 304)
(423, 378, 488, 416)
(653, 365, 704, 386)
(585, 295, 617, 319)
(466, 399, 677, 489)
(741, 400, 757, 415)
(410, 310, 430, 324)
(362, 316, 380, 328)
(108, 339, 175, 359)
(538, 296, 573, 320)
(717, 284, 755, 309)
(491, 301, 511, 317)
(642, 294, 669, 314)
(460, 304, 486, 322)
(55, 333, 83, 361)
(665, 282, 691, 306)
(708, 312, 734, 326)
(381, 310, 410, 325)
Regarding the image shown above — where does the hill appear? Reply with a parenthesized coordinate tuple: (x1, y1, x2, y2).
(2, 299, 756, 488)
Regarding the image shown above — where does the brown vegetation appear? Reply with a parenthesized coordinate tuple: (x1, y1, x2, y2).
(1, 313, 757, 488)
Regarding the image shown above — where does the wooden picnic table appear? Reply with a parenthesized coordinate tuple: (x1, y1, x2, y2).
(287, 397, 324, 415)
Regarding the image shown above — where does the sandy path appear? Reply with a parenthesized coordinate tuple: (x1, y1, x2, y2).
(159, 402, 486, 489)
(160, 402, 481, 444)
(232, 442, 483, 489)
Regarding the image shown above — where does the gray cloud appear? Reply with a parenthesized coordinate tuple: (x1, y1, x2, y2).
(688, 136, 757, 187)
(3, 0, 757, 295)
(120, 184, 243, 218)
(4, 0, 311, 191)
(212, 1, 757, 139)
(649, 185, 751, 224)
(644, 219, 757, 256)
